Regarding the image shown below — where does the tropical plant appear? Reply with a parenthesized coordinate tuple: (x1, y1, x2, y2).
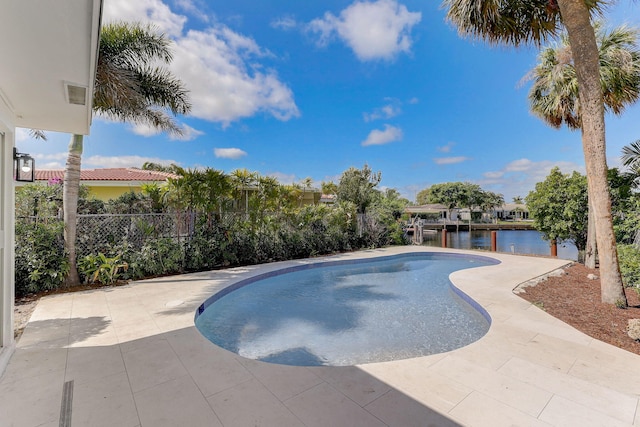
(617, 244, 640, 288)
(621, 139, 640, 185)
(78, 252, 129, 285)
(15, 220, 69, 296)
(63, 22, 191, 287)
(526, 167, 588, 252)
(336, 164, 382, 214)
(527, 22, 640, 268)
(442, 0, 628, 305)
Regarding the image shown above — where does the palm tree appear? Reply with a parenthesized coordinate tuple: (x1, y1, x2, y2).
(230, 168, 257, 216)
(443, 0, 628, 305)
(527, 23, 640, 268)
(64, 22, 191, 286)
(621, 139, 640, 178)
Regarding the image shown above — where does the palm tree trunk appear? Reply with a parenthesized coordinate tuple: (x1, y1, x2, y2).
(557, 0, 626, 305)
(584, 194, 597, 268)
(63, 134, 83, 287)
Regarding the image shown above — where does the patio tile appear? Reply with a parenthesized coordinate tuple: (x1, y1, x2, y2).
(122, 337, 188, 393)
(115, 320, 164, 351)
(365, 388, 461, 427)
(0, 347, 67, 383)
(16, 318, 70, 348)
(311, 365, 391, 406)
(207, 378, 302, 427)
(0, 369, 65, 427)
(516, 335, 581, 372)
(67, 316, 115, 347)
(151, 310, 196, 332)
(166, 328, 254, 397)
(448, 391, 552, 427)
(432, 354, 553, 417)
(135, 374, 221, 427)
(108, 304, 156, 327)
(28, 295, 73, 321)
(362, 359, 473, 414)
(68, 324, 119, 348)
(284, 382, 387, 427)
(453, 339, 513, 371)
(498, 356, 638, 424)
(72, 371, 139, 427)
(65, 345, 126, 385)
(569, 357, 640, 396)
(239, 358, 324, 401)
(538, 395, 631, 427)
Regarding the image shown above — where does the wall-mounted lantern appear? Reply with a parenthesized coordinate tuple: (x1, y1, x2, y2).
(13, 147, 35, 182)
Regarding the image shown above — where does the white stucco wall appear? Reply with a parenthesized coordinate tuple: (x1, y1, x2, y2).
(0, 110, 16, 374)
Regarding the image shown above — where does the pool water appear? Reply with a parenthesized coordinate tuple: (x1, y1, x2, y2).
(195, 253, 498, 366)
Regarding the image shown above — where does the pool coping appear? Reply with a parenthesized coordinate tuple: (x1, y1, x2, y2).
(2, 246, 639, 426)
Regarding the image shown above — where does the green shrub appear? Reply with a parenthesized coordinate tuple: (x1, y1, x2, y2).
(15, 220, 69, 296)
(617, 244, 640, 288)
(78, 252, 128, 285)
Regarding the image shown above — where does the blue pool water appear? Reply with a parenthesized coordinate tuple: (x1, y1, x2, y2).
(195, 253, 498, 366)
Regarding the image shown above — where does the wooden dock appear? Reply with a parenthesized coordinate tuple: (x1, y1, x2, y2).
(420, 222, 534, 232)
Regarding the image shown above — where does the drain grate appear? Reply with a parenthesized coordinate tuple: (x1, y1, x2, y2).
(59, 380, 74, 427)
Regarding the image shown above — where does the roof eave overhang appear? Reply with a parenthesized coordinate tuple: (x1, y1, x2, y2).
(0, 0, 103, 135)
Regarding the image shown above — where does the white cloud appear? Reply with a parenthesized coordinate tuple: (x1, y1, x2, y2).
(15, 128, 31, 142)
(437, 142, 456, 153)
(362, 124, 403, 146)
(103, 0, 186, 37)
(214, 148, 247, 159)
(268, 171, 297, 184)
(174, 0, 210, 22)
(32, 152, 69, 169)
(173, 27, 299, 125)
(104, 0, 299, 127)
(131, 123, 161, 138)
(433, 156, 470, 165)
(363, 100, 402, 122)
(478, 158, 585, 201)
(271, 16, 298, 30)
(170, 124, 205, 141)
(30, 153, 179, 170)
(308, 0, 421, 61)
(84, 155, 179, 169)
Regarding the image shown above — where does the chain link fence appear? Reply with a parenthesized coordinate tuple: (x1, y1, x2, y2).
(17, 211, 275, 259)
(75, 213, 185, 257)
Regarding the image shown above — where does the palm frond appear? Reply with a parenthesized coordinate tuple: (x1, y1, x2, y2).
(442, 0, 608, 47)
(94, 22, 191, 136)
(621, 140, 640, 168)
(526, 21, 640, 130)
(28, 129, 47, 140)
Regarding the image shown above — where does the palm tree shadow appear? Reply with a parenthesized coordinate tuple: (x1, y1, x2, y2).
(18, 317, 111, 349)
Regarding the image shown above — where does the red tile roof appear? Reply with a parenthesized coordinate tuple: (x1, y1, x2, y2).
(35, 168, 180, 182)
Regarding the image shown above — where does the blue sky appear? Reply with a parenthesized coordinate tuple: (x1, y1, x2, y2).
(16, 0, 640, 202)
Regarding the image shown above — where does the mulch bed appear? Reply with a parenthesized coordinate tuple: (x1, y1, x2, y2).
(517, 263, 640, 355)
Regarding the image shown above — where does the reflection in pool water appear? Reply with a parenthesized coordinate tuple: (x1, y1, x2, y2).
(195, 253, 498, 366)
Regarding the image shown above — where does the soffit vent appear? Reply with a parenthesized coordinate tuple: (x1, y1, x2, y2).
(64, 82, 87, 106)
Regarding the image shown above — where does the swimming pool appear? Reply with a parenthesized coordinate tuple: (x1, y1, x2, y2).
(195, 252, 499, 366)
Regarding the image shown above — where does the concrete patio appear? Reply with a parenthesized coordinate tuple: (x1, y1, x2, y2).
(1, 246, 639, 426)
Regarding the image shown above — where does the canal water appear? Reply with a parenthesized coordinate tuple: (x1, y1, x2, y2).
(420, 229, 579, 261)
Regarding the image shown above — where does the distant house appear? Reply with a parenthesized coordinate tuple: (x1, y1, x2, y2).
(17, 168, 180, 201)
(405, 204, 457, 221)
(319, 194, 336, 205)
(406, 203, 529, 222)
(495, 203, 530, 221)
